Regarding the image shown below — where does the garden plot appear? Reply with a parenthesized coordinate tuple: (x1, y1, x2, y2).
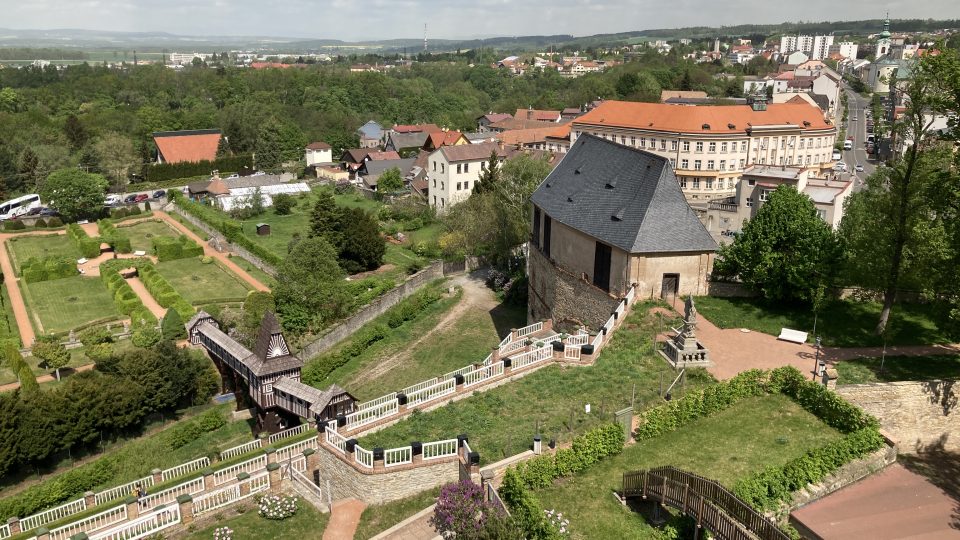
(155, 258, 252, 305)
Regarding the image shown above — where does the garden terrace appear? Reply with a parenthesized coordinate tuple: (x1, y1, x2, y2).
(155, 257, 252, 305)
(6, 235, 78, 276)
(20, 276, 120, 335)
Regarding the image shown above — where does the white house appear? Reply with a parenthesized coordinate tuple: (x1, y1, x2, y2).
(305, 141, 333, 167)
(427, 142, 505, 213)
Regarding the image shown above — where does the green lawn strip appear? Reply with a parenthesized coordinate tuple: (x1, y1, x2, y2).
(184, 498, 329, 540)
(116, 220, 179, 253)
(7, 235, 78, 276)
(535, 394, 842, 539)
(229, 255, 277, 289)
(155, 258, 251, 305)
(171, 213, 210, 241)
(23, 276, 120, 335)
(354, 486, 440, 540)
(836, 354, 960, 385)
(334, 192, 382, 212)
(694, 296, 956, 347)
(0, 283, 21, 347)
(357, 307, 716, 464)
(403, 223, 443, 246)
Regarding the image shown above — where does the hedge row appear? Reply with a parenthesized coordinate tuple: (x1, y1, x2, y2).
(300, 286, 444, 386)
(161, 409, 227, 451)
(138, 263, 195, 320)
(512, 423, 626, 490)
(21, 257, 77, 283)
(173, 196, 282, 266)
(66, 223, 101, 259)
(97, 220, 132, 254)
(143, 155, 252, 183)
(99, 260, 158, 332)
(109, 206, 144, 221)
(151, 235, 203, 262)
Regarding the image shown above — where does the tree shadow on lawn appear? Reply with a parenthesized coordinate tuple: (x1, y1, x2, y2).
(488, 301, 526, 341)
(899, 435, 960, 530)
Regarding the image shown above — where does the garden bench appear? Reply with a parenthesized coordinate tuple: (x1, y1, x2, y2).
(77, 257, 89, 265)
(133, 250, 147, 256)
(777, 328, 808, 344)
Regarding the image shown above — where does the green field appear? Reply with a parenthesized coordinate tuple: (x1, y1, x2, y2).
(320, 288, 526, 401)
(22, 276, 120, 335)
(185, 497, 329, 540)
(117, 220, 179, 253)
(837, 354, 960, 384)
(354, 487, 440, 540)
(535, 394, 842, 539)
(231, 256, 278, 289)
(695, 296, 957, 347)
(155, 258, 252, 304)
(358, 306, 716, 464)
(7, 235, 79, 275)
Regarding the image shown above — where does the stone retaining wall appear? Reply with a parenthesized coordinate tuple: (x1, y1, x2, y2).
(836, 380, 959, 451)
(527, 246, 620, 330)
(167, 204, 278, 276)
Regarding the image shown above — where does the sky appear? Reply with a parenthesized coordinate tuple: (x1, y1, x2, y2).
(0, 0, 958, 42)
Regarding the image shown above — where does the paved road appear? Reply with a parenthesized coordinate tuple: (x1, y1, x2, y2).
(841, 85, 879, 190)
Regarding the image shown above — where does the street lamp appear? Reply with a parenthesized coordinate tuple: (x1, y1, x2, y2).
(812, 336, 823, 381)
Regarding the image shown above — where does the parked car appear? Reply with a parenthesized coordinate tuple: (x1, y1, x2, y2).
(855, 164, 864, 173)
(105, 194, 122, 206)
(123, 194, 138, 204)
(134, 193, 149, 203)
(24, 207, 43, 217)
(152, 190, 166, 200)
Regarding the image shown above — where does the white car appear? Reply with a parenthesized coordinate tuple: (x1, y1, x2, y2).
(855, 164, 864, 172)
(104, 194, 122, 206)
(833, 162, 847, 172)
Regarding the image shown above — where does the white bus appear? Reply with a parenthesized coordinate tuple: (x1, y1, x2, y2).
(0, 194, 42, 221)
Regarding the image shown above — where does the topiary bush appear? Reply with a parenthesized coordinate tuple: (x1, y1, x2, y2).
(21, 256, 78, 283)
(46, 217, 63, 227)
(132, 326, 161, 348)
(33, 218, 47, 228)
(152, 235, 204, 262)
(3, 220, 26, 231)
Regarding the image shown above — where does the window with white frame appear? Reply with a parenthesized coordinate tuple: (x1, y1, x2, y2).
(660, 139, 667, 150)
(694, 160, 702, 170)
(707, 160, 715, 170)
(708, 142, 716, 152)
(456, 164, 462, 174)
(681, 159, 689, 169)
(639, 137, 646, 147)
(679, 177, 688, 188)
(706, 178, 714, 189)
(682, 141, 690, 151)
(464, 163, 469, 173)
(739, 159, 745, 169)
(696, 141, 704, 152)
(741, 141, 747, 152)
(631, 136, 636, 146)
(671, 140, 678, 150)
(720, 159, 726, 171)
(721, 142, 728, 153)
(621, 136, 627, 145)
(692, 178, 701, 189)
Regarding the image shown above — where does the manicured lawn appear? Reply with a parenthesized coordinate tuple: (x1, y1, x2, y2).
(171, 213, 210, 240)
(836, 354, 960, 385)
(321, 288, 526, 401)
(22, 276, 120, 335)
(0, 339, 138, 387)
(116, 220, 179, 253)
(358, 306, 716, 464)
(7, 234, 79, 275)
(155, 258, 252, 304)
(535, 394, 842, 539)
(695, 296, 957, 347)
(231, 255, 278, 289)
(184, 498, 329, 540)
(354, 487, 439, 540)
(0, 283, 20, 347)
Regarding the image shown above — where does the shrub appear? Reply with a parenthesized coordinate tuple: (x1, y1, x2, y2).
(111, 207, 129, 219)
(129, 206, 142, 216)
(161, 309, 186, 341)
(46, 217, 63, 227)
(257, 494, 298, 520)
(3, 220, 25, 231)
(499, 468, 554, 539)
(200, 256, 213, 264)
(79, 326, 113, 347)
(144, 201, 151, 211)
(66, 223, 101, 258)
(515, 423, 624, 490)
(33, 218, 47, 228)
(153, 235, 204, 262)
(163, 409, 227, 450)
(22, 256, 78, 283)
(132, 326, 161, 348)
(85, 342, 114, 362)
(272, 193, 296, 215)
(431, 480, 500, 539)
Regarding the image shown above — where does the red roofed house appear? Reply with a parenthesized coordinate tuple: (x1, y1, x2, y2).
(422, 131, 469, 152)
(305, 141, 333, 166)
(153, 129, 222, 164)
(514, 108, 561, 123)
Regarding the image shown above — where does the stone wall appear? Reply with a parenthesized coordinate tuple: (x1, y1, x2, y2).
(704, 279, 756, 298)
(167, 204, 278, 276)
(527, 245, 619, 330)
(316, 447, 459, 505)
(299, 262, 444, 359)
(836, 380, 959, 451)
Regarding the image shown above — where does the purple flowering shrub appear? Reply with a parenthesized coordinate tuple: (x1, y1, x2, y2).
(430, 480, 500, 539)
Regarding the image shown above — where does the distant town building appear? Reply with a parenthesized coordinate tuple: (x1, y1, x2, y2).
(153, 129, 221, 164)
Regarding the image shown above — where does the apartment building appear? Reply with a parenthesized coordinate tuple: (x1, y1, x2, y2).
(569, 98, 837, 204)
(427, 142, 505, 213)
(780, 35, 834, 60)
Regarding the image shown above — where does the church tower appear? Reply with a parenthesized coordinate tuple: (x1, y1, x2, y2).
(877, 14, 892, 58)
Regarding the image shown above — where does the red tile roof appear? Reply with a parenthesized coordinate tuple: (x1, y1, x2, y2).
(573, 100, 833, 135)
(392, 124, 442, 133)
(478, 113, 513, 123)
(425, 131, 466, 149)
(367, 151, 401, 161)
(496, 124, 571, 146)
(153, 130, 221, 164)
(514, 108, 561, 122)
(306, 141, 331, 150)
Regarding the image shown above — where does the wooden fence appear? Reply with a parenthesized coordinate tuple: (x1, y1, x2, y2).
(622, 467, 790, 540)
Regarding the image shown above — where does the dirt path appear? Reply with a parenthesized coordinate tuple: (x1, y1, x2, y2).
(155, 211, 269, 292)
(323, 498, 367, 540)
(126, 277, 166, 319)
(78, 221, 100, 237)
(0, 230, 70, 347)
(347, 272, 495, 388)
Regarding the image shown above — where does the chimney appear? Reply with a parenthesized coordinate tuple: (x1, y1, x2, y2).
(527, 106, 534, 120)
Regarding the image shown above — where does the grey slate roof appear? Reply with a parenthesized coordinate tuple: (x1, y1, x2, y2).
(386, 132, 429, 152)
(360, 158, 415, 179)
(530, 135, 717, 254)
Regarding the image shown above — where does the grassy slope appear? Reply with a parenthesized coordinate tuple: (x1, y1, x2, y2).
(184, 498, 329, 540)
(695, 296, 956, 347)
(536, 394, 842, 539)
(354, 487, 440, 540)
(836, 354, 960, 385)
(155, 258, 251, 304)
(358, 306, 715, 464)
(22, 276, 120, 334)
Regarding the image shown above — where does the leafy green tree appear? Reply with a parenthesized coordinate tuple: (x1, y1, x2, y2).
(94, 132, 137, 192)
(241, 291, 275, 341)
(17, 366, 38, 396)
(335, 207, 386, 273)
(0, 393, 20, 475)
(0, 87, 18, 113)
(272, 193, 296, 215)
(309, 188, 342, 243)
(160, 309, 186, 341)
(714, 185, 841, 303)
(472, 151, 501, 195)
(32, 337, 70, 381)
(376, 167, 404, 193)
(273, 237, 348, 333)
(4, 341, 26, 377)
(15, 147, 39, 193)
(254, 117, 306, 171)
(64, 115, 88, 151)
(39, 169, 108, 222)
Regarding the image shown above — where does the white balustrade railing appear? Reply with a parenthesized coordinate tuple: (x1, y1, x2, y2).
(625, 285, 636, 305)
(276, 438, 317, 462)
(220, 439, 262, 460)
(499, 339, 526, 356)
(423, 439, 458, 460)
(20, 498, 87, 531)
(565, 334, 589, 346)
(462, 439, 473, 458)
(592, 332, 603, 348)
(344, 400, 398, 430)
(463, 362, 504, 388)
(384, 447, 412, 468)
(161, 457, 209, 482)
(356, 392, 398, 411)
(401, 378, 441, 396)
(95, 475, 155, 506)
(249, 472, 271, 494)
(499, 334, 512, 348)
(516, 321, 543, 338)
(564, 347, 582, 360)
(291, 468, 323, 501)
(614, 300, 626, 318)
(444, 364, 477, 379)
(511, 345, 552, 370)
(89, 504, 180, 540)
(0, 523, 9, 540)
(603, 315, 615, 333)
(325, 426, 348, 453)
(214, 455, 268, 485)
(287, 456, 307, 473)
(48, 505, 126, 540)
(193, 484, 241, 517)
(406, 378, 456, 407)
(355, 446, 374, 469)
(268, 423, 310, 445)
(481, 352, 493, 366)
(139, 477, 204, 512)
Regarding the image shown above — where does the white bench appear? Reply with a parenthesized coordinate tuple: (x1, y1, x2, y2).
(77, 258, 89, 265)
(778, 328, 808, 344)
(133, 250, 147, 256)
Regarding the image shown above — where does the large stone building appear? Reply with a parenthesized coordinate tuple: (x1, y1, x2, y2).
(569, 99, 837, 205)
(528, 135, 717, 328)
